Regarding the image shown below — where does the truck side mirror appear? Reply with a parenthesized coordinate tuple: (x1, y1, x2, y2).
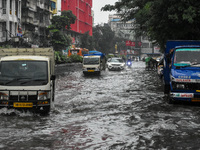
(51, 75, 56, 80)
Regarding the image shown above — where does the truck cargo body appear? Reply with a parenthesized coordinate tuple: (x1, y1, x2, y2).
(164, 41, 200, 103)
(0, 48, 55, 114)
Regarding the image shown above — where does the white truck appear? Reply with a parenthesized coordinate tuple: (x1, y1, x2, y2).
(0, 48, 55, 114)
(82, 52, 106, 75)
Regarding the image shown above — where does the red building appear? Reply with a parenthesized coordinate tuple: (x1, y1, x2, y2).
(61, 0, 93, 36)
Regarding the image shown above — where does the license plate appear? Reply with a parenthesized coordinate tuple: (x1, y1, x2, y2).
(191, 98, 200, 102)
(88, 70, 94, 72)
(13, 102, 33, 108)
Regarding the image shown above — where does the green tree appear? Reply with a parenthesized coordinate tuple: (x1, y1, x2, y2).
(93, 24, 115, 54)
(102, 0, 200, 52)
(80, 31, 94, 50)
(48, 10, 76, 51)
(93, 24, 127, 54)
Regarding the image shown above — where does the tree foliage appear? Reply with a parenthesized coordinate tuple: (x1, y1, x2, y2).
(93, 24, 116, 54)
(80, 31, 94, 50)
(48, 10, 76, 51)
(102, 0, 200, 51)
(92, 24, 127, 54)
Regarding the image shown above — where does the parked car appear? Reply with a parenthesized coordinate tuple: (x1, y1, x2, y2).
(106, 57, 125, 71)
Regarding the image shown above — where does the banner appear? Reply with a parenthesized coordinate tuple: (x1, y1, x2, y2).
(130, 41, 135, 47)
(126, 40, 131, 46)
(126, 41, 139, 47)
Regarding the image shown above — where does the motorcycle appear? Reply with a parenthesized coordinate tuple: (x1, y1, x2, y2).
(127, 60, 132, 68)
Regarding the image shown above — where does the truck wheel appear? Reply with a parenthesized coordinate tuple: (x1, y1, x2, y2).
(167, 89, 174, 104)
(52, 80, 55, 102)
(164, 84, 170, 94)
(168, 96, 174, 104)
(40, 106, 50, 115)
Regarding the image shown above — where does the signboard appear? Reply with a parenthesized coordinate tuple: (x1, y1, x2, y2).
(130, 41, 135, 47)
(154, 46, 160, 53)
(126, 41, 138, 47)
(126, 40, 131, 46)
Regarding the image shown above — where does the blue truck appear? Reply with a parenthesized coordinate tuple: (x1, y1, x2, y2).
(164, 40, 200, 103)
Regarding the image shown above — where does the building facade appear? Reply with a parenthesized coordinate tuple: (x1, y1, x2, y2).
(61, 0, 93, 37)
(0, 0, 22, 44)
(108, 14, 160, 59)
(21, 0, 56, 47)
(108, 14, 136, 41)
(0, 0, 57, 47)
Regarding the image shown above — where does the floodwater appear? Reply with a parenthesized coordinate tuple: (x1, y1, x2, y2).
(1, 61, 200, 150)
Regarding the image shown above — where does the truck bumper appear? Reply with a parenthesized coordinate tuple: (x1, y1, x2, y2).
(83, 68, 101, 74)
(170, 92, 200, 102)
(0, 99, 51, 112)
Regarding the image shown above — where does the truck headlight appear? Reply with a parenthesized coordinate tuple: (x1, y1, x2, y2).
(170, 75, 175, 81)
(0, 92, 9, 100)
(38, 92, 48, 100)
(176, 84, 185, 89)
(82, 67, 87, 71)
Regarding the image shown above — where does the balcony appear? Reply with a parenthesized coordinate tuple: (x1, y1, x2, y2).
(33, 20, 39, 25)
(2, 8, 6, 14)
(37, 1, 45, 9)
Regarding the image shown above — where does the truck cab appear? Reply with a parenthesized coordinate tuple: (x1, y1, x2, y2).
(164, 41, 200, 103)
(82, 55, 102, 75)
(82, 51, 106, 75)
(0, 48, 55, 114)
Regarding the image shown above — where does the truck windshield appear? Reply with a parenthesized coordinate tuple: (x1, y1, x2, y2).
(83, 57, 100, 65)
(0, 61, 48, 86)
(174, 48, 200, 67)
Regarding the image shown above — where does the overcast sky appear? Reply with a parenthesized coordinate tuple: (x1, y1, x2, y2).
(93, 0, 118, 25)
(57, 0, 118, 25)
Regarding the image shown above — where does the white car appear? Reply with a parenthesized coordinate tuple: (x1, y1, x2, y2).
(106, 57, 125, 71)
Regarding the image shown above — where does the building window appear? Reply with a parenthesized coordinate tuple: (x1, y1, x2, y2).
(142, 43, 150, 48)
(40, 13, 43, 23)
(18, 1, 21, 17)
(10, 0, 12, 15)
(51, 1, 56, 11)
(9, 22, 12, 37)
(2, 22, 7, 37)
(15, 23, 17, 36)
(15, 0, 18, 16)
(2, 0, 7, 14)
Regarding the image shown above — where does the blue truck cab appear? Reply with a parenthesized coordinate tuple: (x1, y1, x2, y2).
(164, 41, 200, 103)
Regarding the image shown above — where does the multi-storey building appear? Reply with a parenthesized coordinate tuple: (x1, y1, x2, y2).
(0, 0, 57, 47)
(108, 14, 136, 41)
(21, 0, 52, 47)
(0, 0, 22, 44)
(108, 14, 161, 59)
(61, 0, 93, 45)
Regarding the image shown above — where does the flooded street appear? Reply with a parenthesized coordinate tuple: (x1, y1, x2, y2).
(1, 61, 200, 150)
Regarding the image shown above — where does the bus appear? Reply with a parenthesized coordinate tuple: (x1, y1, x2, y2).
(68, 48, 89, 57)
